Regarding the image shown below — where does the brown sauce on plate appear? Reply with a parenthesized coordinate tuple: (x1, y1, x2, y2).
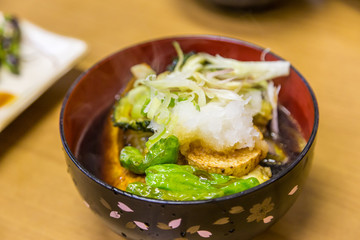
(0, 92, 16, 107)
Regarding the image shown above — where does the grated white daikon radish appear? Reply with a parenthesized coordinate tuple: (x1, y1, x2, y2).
(171, 100, 260, 153)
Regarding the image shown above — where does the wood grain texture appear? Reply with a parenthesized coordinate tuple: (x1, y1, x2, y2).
(1, 0, 360, 239)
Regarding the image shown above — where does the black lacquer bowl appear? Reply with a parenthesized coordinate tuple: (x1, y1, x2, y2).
(60, 35, 318, 240)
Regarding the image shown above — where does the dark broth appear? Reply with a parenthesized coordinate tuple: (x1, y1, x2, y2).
(75, 107, 110, 178)
(76, 106, 306, 186)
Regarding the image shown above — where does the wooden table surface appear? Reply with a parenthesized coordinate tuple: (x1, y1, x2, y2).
(1, 0, 360, 239)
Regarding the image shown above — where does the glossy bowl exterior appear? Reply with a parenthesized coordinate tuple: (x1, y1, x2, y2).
(60, 36, 318, 240)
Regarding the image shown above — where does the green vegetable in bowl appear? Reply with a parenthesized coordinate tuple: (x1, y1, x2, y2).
(219, 178, 260, 195)
(127, 164, 260, 200)
(120, 135, 180, 174)
(111, 42, 291, 200)
(126, 182, 224, 201)
(112, 85, 152, 131)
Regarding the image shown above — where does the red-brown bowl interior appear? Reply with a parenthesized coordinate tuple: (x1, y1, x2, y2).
(61, 35, 317, 178)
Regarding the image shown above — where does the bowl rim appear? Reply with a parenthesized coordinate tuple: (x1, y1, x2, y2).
(59, 34, 319, 205)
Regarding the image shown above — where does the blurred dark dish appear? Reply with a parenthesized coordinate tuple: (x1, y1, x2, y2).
(207, 0, 283, 9)
(60, 35, 318, 240)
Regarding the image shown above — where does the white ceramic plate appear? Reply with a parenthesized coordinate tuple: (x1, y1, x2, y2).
(0, 18, 87, 132)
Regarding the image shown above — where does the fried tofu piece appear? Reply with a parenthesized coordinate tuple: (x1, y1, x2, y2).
(185, 133, 268, 177)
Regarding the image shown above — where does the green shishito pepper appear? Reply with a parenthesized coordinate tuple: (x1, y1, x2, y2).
(126, 164, 260, 201)
(120, 135, 180, 174)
